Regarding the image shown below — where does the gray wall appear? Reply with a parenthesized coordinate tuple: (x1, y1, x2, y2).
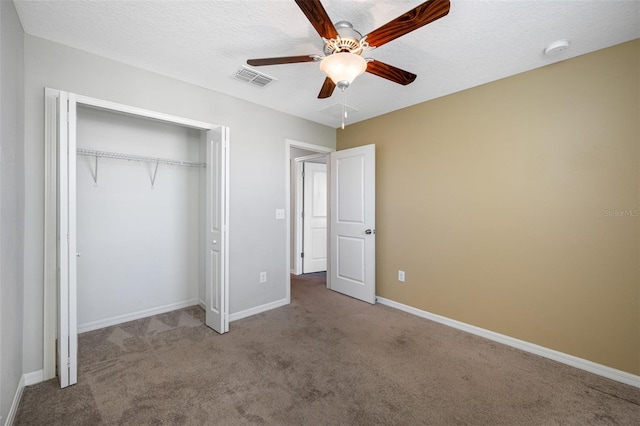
(23, 35, 336, 373)
(0, 0, 25, 421)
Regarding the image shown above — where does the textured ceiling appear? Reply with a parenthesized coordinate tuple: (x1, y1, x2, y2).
(13, 0, 640, 128)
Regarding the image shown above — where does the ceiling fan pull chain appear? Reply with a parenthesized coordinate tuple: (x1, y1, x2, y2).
(341, 89, 347, 129)
(344, 90, 348, 119)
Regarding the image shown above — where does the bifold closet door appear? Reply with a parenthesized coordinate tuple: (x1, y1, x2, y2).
(57, 91, 78, 388)
(205, 128, 229, 334)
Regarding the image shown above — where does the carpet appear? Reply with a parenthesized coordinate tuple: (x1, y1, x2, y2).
(15, 272, 640, 425)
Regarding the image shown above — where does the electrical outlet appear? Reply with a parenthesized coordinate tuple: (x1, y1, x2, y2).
(398, 270, 405, 282)
(275, 209, 285, 219)
(260, 271, 267, 283)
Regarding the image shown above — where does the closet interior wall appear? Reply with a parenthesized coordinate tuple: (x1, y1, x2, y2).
(76, 106, 204, 332)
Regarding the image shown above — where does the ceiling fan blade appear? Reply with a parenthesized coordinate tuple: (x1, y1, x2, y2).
(366, 60, 417, 85)
(318, 77, 336, 99)
(295, 0, 339, 40)
(364, 0, 450, 48)
(247, 55, 318, 66)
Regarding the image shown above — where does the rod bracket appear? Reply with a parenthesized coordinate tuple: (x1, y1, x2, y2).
(151, 161, 160, 188)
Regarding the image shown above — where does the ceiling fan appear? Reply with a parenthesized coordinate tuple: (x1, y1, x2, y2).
(247, 0, 450, 99)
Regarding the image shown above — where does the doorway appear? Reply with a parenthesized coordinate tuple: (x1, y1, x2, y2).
(292, 154, 329, 275)
(285, 141, 377, 306)
(285, 140, 334, 302)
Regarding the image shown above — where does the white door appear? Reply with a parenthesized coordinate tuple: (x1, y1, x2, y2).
(57, 92, 78, 388)
(303, 162, 327, 273)
(329, 144, 376, 304)
(205, 128, 229, 333)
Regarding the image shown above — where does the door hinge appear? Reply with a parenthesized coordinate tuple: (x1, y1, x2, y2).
(67, 358, 71, 368)
(301, 252, 304, 258)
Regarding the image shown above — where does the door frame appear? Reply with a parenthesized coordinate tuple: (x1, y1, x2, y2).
(43, 88, 230, 381)
(285, 140, 334, 302)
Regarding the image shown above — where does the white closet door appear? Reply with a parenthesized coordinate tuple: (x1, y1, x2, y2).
(205, 128, 229, 333)
(57, 91, 78, 388)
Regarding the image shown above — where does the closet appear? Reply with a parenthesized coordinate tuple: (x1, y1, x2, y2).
(43, 90, 228, 388)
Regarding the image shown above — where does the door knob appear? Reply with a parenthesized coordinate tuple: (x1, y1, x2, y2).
(365, 229, 373, 235)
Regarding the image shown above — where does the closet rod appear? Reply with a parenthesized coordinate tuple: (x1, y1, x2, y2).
(76, 148, 205, 168)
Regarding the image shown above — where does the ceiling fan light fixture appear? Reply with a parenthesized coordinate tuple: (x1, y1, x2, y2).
(320, 52, 367, 88)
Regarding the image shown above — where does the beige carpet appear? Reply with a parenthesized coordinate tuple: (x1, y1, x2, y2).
(15, 272, 640, 425)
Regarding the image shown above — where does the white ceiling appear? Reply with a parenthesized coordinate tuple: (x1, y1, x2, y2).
(13, 0, 640, 128)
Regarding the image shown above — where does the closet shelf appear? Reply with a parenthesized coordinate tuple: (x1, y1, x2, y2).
(77, 149, 205, 168)
(77, 148, 205, 188)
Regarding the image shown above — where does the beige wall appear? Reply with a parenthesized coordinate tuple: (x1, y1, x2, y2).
(338, 40, 640, 375)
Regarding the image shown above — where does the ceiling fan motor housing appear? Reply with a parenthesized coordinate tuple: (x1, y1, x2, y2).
(323, 21, 364, 55)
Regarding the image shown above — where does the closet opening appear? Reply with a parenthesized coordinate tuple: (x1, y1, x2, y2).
(43, 90, 229, 388)
(75, 105, 205, 334)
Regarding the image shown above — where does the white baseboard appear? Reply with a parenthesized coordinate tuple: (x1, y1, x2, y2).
(23, 370, 44, 386)
(78, 299, 200, 333)
(229, 298, 289, 322)
(376, 296, 640, 389)
(4, 370, 45, 426)
(4, 375, 25, 426)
